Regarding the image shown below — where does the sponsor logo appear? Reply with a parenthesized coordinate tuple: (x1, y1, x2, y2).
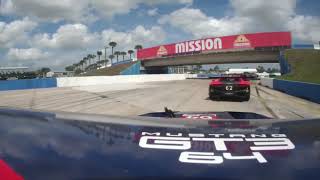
(139, 132, 295, 164)
(181, 114, 218, 120)
(157, 46, 168, 56)
(175, 38, 222, 54)
(233, 35, 251, 48)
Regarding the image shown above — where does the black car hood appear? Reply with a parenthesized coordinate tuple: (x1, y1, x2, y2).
(0, 108, 319, 180)
(140, 110, 271, 120)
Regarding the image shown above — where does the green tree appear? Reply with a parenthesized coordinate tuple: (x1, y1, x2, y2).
(213, 65, 220, 72)
(134, 45, 143, 51)
(109, 41, 117, 55)
(97, 51, 102, 62)
(91, 54, 96, 64)
(104, 59, 109, 66)
(80, 59, 85, 71)
(270, 68, 279, 73)
(114, 51, 120, 62)
(196, 65, 202, 71)
(109, 55, 115, 64)
(120, 51, 127, 61)
(266, 68, 272, 73)
(128, 50, 134, 59)
(75, 63, 80, 71)
(38, 67, 51, 78)
(65, 65, 74, 71)
(74, 69, 82, 75)
(256, 66, 265, 73)
(87, 54, 94, 65)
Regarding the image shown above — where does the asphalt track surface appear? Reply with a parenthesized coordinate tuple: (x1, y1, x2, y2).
(1, 79, 320, 120)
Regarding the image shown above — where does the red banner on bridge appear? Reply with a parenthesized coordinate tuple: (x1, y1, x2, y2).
(137, 32, 291, 60)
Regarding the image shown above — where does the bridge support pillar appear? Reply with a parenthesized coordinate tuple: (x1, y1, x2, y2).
(279, 51, 290, 75)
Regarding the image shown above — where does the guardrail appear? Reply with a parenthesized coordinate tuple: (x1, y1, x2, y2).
(0, 78, 57, 91)
(260, 78, 320, 103)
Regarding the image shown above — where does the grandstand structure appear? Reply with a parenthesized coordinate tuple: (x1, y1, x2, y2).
(0, 67, 29, 74)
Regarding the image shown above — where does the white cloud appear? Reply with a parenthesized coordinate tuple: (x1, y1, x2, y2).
(6, 23, 166, 69)
(101, 25, 166, 50)
(0, 0, 94, 23)
(88, 0, 193, 20)
(32, 24, 99, 50)
(230, 0, 296, 30)
(158, 8, 248, 38)
(287, 15, 320, 42)
(1, 0, 192, 22)
(32, 23, 166, 51)
(159, 0, 320, 43)
(147, 8, 159, 16)
(0, 17, 37, 48)
(144, 0, 192, 5)
(7, 48, 49, 61)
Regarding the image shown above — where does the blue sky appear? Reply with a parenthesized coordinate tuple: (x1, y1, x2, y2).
(0, 0, 319, 70)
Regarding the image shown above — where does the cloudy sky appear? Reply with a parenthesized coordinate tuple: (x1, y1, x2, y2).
(0, 0, 319, 70)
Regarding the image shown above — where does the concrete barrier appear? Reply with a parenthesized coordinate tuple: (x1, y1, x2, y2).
(260, 78, 274, 88)
(259, 77, 320, 104)
(57, 74, 192, 87)
(273, 79, 320, 103)
(0, 78, 57, 91)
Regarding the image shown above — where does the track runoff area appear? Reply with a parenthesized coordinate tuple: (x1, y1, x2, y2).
(0, 79, 319, 120)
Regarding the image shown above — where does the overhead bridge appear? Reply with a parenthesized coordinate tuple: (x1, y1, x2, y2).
(142, 50, 280, 67)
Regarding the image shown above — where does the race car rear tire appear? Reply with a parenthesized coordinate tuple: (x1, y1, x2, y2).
(209, 94, 215, 100)
(209, 87, 215, 100)
(209, 94, 220, 101)
(243, 95, 250, 101)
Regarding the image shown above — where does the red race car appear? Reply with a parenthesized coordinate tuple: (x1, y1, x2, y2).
(209, 75, 250, 101)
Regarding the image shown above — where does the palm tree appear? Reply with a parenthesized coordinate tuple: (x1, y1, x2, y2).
(75, 63, 79, 71)
(97, 51, 102, 62)
(91, 54, 96, 64)
(73, 63, 78, 70)
(114, 51, 120, 63)
(109, 54, 115, 64)
(99, 60, 104, 67)
(120, 51, 127, 61)
(128, 50, 134, 60)
(79, 60, 84, 71)
(65, 65, 74, 71)
(86, 55, 90, 66)
(109, 41, 117, 55)
(134, 45, 143, 51)
(104, 59, 109, 67)
(77, 62, 82, 71)
(83, 57, 88, 70)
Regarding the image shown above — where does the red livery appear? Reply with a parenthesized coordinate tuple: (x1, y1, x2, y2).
(209, 75, 251, 101)
(137, 31, 291, 60)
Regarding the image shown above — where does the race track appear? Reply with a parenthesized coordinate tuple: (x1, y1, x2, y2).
(1, 79, 319, 119)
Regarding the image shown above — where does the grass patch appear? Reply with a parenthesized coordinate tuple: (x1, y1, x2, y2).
(84, 61, 136, 76)
(278, 49, 320, 84)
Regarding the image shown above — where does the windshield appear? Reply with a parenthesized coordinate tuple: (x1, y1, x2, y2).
(220, 77, 241, 83)
(0, 0, 319, 121)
